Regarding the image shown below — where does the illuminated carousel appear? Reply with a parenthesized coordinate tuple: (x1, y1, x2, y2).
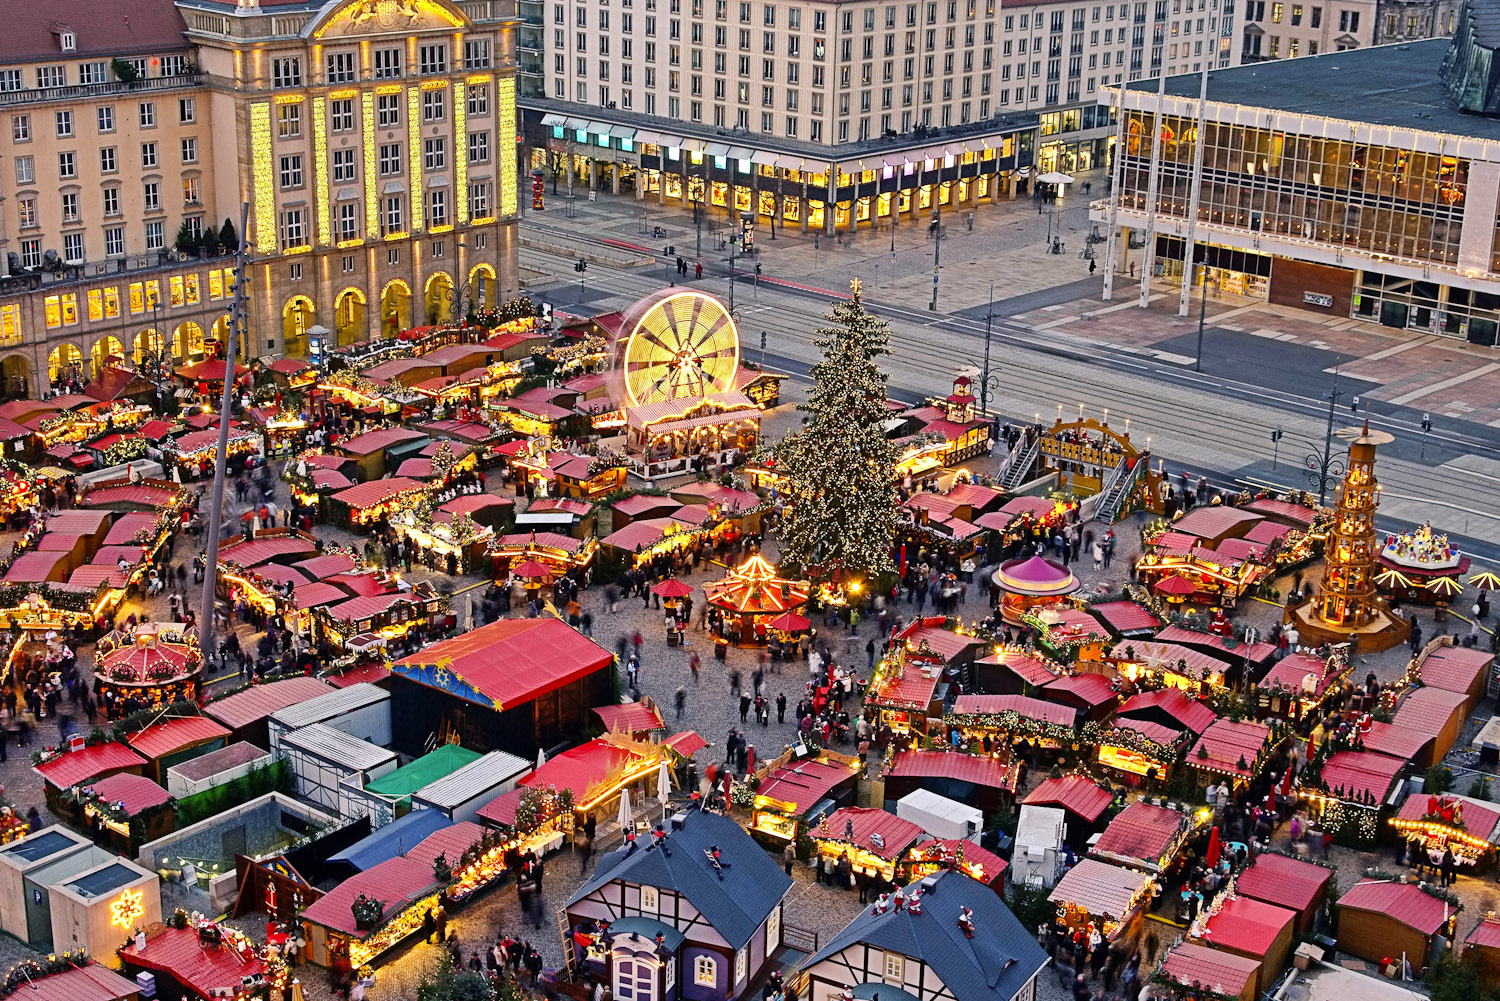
(702, 554, 810, 648)
(992, 555, 1079, 626)
(94, 623, 204, 719)
(1374, 522, 1471, 605)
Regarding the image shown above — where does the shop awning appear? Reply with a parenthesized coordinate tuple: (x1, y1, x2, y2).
(751, 149, 778, 165)
(584, 120, 611, 134)
(657, 133, 686, 148)
(562, 116, 589, 131)
(679, 137, 707, 152)
(704, 141, 731, 156)
(541, 113, 566, 126)
(727, 146, 755, 160)
(635, 129, 663, 145)
(609, 124, 636, 139)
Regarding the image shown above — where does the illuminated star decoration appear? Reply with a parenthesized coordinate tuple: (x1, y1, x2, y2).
(111, 888, 144, 929)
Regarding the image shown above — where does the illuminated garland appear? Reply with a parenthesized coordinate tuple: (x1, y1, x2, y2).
(949, 710, 1077, 744)
(98, 436, 148, 466)
(511, 786, 576, 834)
(1083, 719, 1192, 763)
(471, 297, 539, 328)
(1, 953, 92, 998)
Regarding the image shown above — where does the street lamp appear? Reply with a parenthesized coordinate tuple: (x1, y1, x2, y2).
(1304, 373, 1347, 506)
(972, 282, 1002, 424)
(1193, 257, 1210, 372)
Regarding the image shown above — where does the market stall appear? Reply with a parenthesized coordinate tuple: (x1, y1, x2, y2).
(1255, 650, 1353, 723)
(73, 772, 176, 855)
(1232, 852, 1332, 934)
(901, 837, 1009, 889)
(1189, 718, 1281, 789)
(1375, 522, 1470, 605)
(92, 623, 204, 720)
(1335, 878, 1459, 975)
(1156, 941, 1262, 1001)
(1090, 800, 1202, 874)
(161, 427, 262, 479)
(749, 748, 864, 847)
(1302, 749, 1406, 843)
(811, 807, 925, 883)
(1049, 857, 1153, 945)
(882, 749, 1017, 816)
(298, 854, 443, 970)
(490, 531, 598, 580)
(1390, 793, 1500, 875)
(702, 554, 811, 648)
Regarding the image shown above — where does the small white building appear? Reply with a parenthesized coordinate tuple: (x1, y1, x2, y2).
(411, 750, 531, 824)
(895, 789, 983, 843)
(48, 858, 162, 967)
(266, 682, 391, 755)
(1013, 805, 1068, 890)
(280, 724, 398, 816)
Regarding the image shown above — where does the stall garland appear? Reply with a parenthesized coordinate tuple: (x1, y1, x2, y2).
(0, 952, 93, 999)
(1147, 971, 1243, 1001)
(1083, 719, 1192, 764)
(99, 435, 149, 467)
(949, 708, 1077, 744)
(1362, 867, 1461, 907)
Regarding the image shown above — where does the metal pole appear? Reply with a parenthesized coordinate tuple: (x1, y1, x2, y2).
(1194, 262, 1208, 371)
(980, 282, 995, 416)
(729, 234, 737, 311)
(1177, 22, 1214, 318)
(929, 194, 942, 312)
(1319, 373, 1342, 506)
(1101, 87, 1129, 301)
(1138, 70, 1170, 308)
(199, 200, 251, 662)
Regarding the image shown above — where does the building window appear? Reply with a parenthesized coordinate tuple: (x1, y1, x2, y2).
(385, 196, 403, 234)
(87, 288, 120, 321)
(640, 886, 658, 912)
(280, 154, 304, 189)
(0, 70, 21, 92)
(79, 60, 108, 85)
(422, 90, 446, 122)
(55, 110, 73, 137)
(161, 54, 189, 76)
(388, 248, 401, 265)
(58, 152, 77, 179)
(429, 189, 448, 226)
(469, 182, 489, 218)
(102, 187, 120, 216)
(694, 958, 716, 988)
(181, 137, 198, 163)
(44, 293, 79, 328)
(61, 192, 80, 223)
(467, 86, 489, 116)
(332, 148, 356, 182)
(207, 268, 234, 299)
(145, 220, 164, 250)
(36, 66, 65, 89)
(104, 227, 124, 256)
(467, 132, 490, 163)
(885, 955, 904, 981)
(380, 143, 402, 176)
(342, 253, 356, 273)
(179, 98, 196, 123)
(339, 202, 359, 241)
(99, 147, 117, 173)
(289, 263, 303, 281)
(331, 98, 354, 132)
(0, 304, 18, 346)
(184, 176, 201, 205)
(278, 103, 302, 138)
(143, 181, 160, 211)
(424, 138, 446, 171)
(141, 142, 158, 168)
(734, 949, 746, 984)
(378, 93, 401, 128)
(19, 240, 40, 269)
(465, 39, 491, 68)
(16, 198, 36, 230)
(139, 102, 156, 127)
(281, 209, 306, 249)
(11, 115, 30, 142)
(419, 44, 449, 74)
(374, 47, 403, 78)
(327, 51, 357, 83)
(272, 57, 303, 88)
(63, 233, 84, 263)
(97, 106, 114, 133)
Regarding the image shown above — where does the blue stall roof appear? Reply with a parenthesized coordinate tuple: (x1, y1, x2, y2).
(329, 809, 454, 871)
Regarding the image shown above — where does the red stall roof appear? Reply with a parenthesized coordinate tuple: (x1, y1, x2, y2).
(1259, 652, 1343, 697)
(338, 427, 427, 455)
(900, 626, 982, 663)
(217, 533, 319, 568)
(294, 552, 359, 580)
(403, 821, 487, 869)
(1317, 750, 1407, 803)
(478, 788, 524, 827)
(1025, 775, 1114, 823)
(1111, 643, 1232, 689)
(1155, 625, 1278, 664)
(1040, 673, 1118, 707)
(1419, 645, 1494, 698)
(1244, 497, 1317, 526)
(913, 838, 1009, 883)
(887, 749, 1013, 790)
(1115, 688, 1218, 735)
(511, 739, 652, 800)
(1160, 942, 1261, 998)
(103, 512, 159, 546)
(868, 667, 942, 711)
(1092, 801, 1189, 869)
(126, 716, 230, 760)
(817, 807, 925, 860)
(300, 855, 439, 937)
(6, 551, 69, 583)
(85, 772, 172, 815)
(33, 741, 144, 789)
(1393, 686, 1470, 736)
(1171, 506, 1263, 540)
(14, 965, 140, 1001)
(393, 618, 613, 710)
(119, 928, 265, 998)
(974, 650, 1059, 687)
(756, 758, 860, 815)
(1189, 719, 1273, 778)
(325, 663, 394, 689)
(82, 483, 180, 509)
(204, 676, 336, 731)
(1467, 918, 1500, 950)
(1234, 852, 1333, 914)
(1338, 879, 1452, 935)
(1049, 858, 1150, 919)
(952, 694, 1077, 728)
(331, 476, 425, 509)
(1201, 895, 1294, 955)
(1359, 720, 1432, 761)
(1088, 601, 1162, 635)
(593, 701, 667, 735)
(1395, 793, 1500, 843)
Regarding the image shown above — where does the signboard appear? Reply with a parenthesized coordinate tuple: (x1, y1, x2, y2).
(1303, 291, 1334, 308)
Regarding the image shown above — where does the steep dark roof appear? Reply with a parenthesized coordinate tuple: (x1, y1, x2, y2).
(2, 0, 188, 61)
(567, 811, 790, 950)
(804, 870, 1048, 1001)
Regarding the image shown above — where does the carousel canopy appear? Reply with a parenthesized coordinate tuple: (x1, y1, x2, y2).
(703, 554, 810, 615)
(992, 556, 1078, 597)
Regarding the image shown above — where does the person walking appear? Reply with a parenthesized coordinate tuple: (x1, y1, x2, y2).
(674, 686, 686, 719)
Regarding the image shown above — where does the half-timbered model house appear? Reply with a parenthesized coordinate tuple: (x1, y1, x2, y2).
(800, 870, 1049, 1001)
(563, 811, 793, 1001)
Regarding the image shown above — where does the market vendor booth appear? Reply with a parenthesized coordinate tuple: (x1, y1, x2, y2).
(1233, 852, 1332, 934)
(1391, 793, 1500, 876)
(992, 555, 1079, 626)
(299, 854, 443, 970)
(1157, 941, 1262, 1001)
(1466, 917, 1500, 992)
(1024, 775, 1116, 846)
(1090, 800, 1201, 874)
(389, 617, 615, 759)
(972, 648, 1062, 695)
(749, 748, 864, 847)
(92, 624, 204, 720)
(477, 736, 664, 833)
(1305, 749, 1407, 844)
(1255, 650, 1354, 723)
(490, 530, 598, 580)
(1049, 857, 1152, 946)
(1039, 672, 1119, 722)
(119, 921, 268, 1000)
(1091, 718, 1192, 782)
(703, 554, 810, 648)
(1417, 642, 1495, 719)
(34, 738, 147, 819)
(1335, 878, 1459, 975)
(1375, 523, 1470, 605)
(1189, 718, 1280, 790)
(1392, 686, 1471, 769)
(812, 807, 926, 884)
(1191, 894, 1294, 997)
(882, 749, 1016, 816)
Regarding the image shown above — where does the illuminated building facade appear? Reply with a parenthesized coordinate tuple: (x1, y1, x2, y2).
(0, 0, 521, 396)
(1095, 35, 1500, 344)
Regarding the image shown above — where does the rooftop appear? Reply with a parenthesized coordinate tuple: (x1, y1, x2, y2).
(1234, 852, 1333, 914)
(1092, 801, 1190, 870)
(816, 807, 927, 860)
(1050, 858, 1151, 919)
(1024, 775, 1115, 823)
(1159, 941, 1261, 998)
(204, 676, 336, 731)
(1337, 879, 1455, 935)
(1200, 895, 1294, 955)
(1118, 40, 1500, 143)
(119, 927, 265, 999)
(392, 618, 614, 710)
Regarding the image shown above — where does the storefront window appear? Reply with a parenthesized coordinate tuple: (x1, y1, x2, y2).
(808, 201, 825, 229)
(877, 191, 892, 217)
(855, 197, 871, 222)
(1040, 112, 1061, 136)
(782, 195, 800, 221)
(758, 189, 776, 217)
(957, 179, 969, 202)
(834, 203, 850, 227)
(811, 170, 828, 186)
(710, 181, 728, 207)
(1061, 110, 1081, 132)
(735, 187, 752, 211)
(919, 186, 932, 209)
(665, 174, 683, 198)
(861, 169, 876, 183)
(643, 170, 661, 194)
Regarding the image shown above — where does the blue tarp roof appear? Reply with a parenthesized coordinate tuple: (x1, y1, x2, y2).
(329, 809, 453, 871)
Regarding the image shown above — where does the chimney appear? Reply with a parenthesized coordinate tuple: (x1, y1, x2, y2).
(670, 812, 688, 832)
(68, 733, 85, 752)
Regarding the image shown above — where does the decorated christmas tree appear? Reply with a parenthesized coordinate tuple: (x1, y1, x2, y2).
(775, 279, 898, 585)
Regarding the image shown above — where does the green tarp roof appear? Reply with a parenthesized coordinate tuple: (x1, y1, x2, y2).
(365, 744, 482, 799)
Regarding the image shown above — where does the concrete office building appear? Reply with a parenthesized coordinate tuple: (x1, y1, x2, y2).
(1237, 0, 1459, 62)
(0, 0, 522, 397)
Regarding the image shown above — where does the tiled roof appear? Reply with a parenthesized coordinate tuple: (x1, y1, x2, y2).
(1201, 895, 1294, 955)
(1393, 686, 1470, 736)
(1042, 607, 1111, 645)
(1088, 601, 1162, 636)
(913, 838, 1010, 883)
(126, 716, 230, 759)
(393, 618, 613, 709)
(1189, 719, 1273, 778)
(67, 565, 129, 590)
(974, 650, 1060, 686)
(119, 928, 265, 999)
(887, 750, 1014, 790)
(601, 517, 703, 552)
(294, 582, 351, 611)
(952, 694, 1078, 728)
(269, 359, 313, 374)
(1024, 776, 1114, 823)
(338, 427, 427, 455)
(1091, 801, 1189, 868)
(756, 758, 860, 815)
(402, 821, 487, 869)
(1040, 673, 1119, 707)
(2, 0, 189, 63)
(300, 856, 439, 937)
(330, 476, 425, 508)
(1419, 645, 1494, 697)
(1111, 719, 1185, 748)
(514, 739, 652, 802)
(1234, 852, 1332, 913)
(84, 773, 172, 815)
(325, 591, 419, 624)
(293, 553, 358, 580)
(478, 787, 524, 826)
(10, 965, 139, 1001)
(1337, 879, 1452, 935)
(325, 663, 393, 688)
(817, 807, 926, 859)
(868, 665, 942, 710)
(216, 533, 319, 568)
(1359, 720, 1432, 761)
(34, 742, 145, 789)
(438, 494, 513, 517)
(81, 483, 180, 510)
(1155, 625, 1278, 664)
(103, 513, 159, 546)
(1114, 688, 1218, 735)
(1244, 521, 1292, 545)
(204, 677, 336, 730)
(1170, 506, 1263, 540)
(593, 701, 667, 734)
(1049, 858, 1151, 918)
(902, 626, 983, 663)
(612, 494, 683, 517)
(1317, 750, 1407, 802)
(1159, 941, 1261, 997)
(6, 551, 69, 583)
(1260, 652, 1344, 696)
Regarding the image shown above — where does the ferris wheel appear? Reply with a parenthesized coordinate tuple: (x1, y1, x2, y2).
(621, 290, 741, 406)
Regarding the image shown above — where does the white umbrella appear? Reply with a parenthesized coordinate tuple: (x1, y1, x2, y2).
(617, 787, 634, 833)
(461, 592, 474, 632)
(1036, 171, 1074, 184)
(171, 465, 182, 484)
(656, 760, 670, 812)
(536, 746, 547, 770)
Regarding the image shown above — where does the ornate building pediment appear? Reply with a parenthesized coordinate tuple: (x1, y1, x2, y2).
(307, 0, 469, 40)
